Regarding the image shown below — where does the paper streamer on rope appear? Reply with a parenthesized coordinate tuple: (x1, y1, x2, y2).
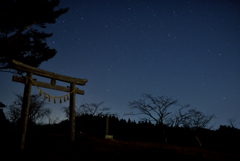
(25, 76, 78, 104)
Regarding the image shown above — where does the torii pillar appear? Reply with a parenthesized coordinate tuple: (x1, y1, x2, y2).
(70, 83, 76, 141)
(19, 72, 33, 149)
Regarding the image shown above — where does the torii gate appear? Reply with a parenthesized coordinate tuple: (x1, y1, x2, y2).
(11, 60, 88, 150)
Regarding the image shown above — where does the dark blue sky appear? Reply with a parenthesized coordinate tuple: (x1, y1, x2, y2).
(1, 0, 240, 128)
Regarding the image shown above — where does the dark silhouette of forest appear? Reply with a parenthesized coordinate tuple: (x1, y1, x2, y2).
(1, 109, 240, 160)
(56, 114, 240, 152)
(0, 95, 240, 160)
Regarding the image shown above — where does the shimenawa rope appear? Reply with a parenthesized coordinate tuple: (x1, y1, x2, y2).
(25, 76, 78, 103)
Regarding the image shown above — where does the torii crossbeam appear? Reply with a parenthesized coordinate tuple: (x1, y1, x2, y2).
(11, 60, 88, 150)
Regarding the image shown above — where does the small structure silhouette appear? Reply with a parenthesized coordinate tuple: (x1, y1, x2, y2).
(105, 115, 113, 139)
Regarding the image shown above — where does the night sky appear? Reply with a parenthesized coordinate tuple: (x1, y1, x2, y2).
(1, 0, 240, 128)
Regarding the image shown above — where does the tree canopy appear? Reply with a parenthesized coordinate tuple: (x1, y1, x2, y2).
(0, 0, 68, 72)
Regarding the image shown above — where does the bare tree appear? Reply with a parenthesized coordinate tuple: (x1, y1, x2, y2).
(167, 104, 191, 127)
(187, 108, 215, 129)
(7, 104, 21, 123)
(62, 101, 114, 118)
(186, 108, 215, 147)
(7, 93, 51, 125)
(127, 94, 182, 143)
(47, 116, 61, 125)
(77, 101, 112, 117)
(61, 106, 69, 119)
(227, 116, 239, 128)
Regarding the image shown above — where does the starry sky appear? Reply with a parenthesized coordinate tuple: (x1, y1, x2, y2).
(1, 0, 240, 128)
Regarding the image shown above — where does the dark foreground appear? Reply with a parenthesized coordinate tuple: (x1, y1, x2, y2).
(2, 132, 240, 161)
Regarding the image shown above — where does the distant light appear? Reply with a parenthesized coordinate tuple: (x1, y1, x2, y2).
(53, 41, 55, 43)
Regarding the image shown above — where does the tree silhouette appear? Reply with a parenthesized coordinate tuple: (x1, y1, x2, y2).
(0, 0, 68, 72)
(186, 108, 215, 147)
(127, 94, 182, 143)
(62, 101, 115, 118)
(167, 104, 191, 127)
(227, 116, 239, 128)
(77, 101, 113, 117)
(187, 108, 215, 129)
(7, 93, 51, 125)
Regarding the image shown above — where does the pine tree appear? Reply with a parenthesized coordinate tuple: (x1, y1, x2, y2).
(0, 0, 68, 72)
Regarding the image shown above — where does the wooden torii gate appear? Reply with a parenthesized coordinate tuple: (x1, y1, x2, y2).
(11, 60, 88, 150)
